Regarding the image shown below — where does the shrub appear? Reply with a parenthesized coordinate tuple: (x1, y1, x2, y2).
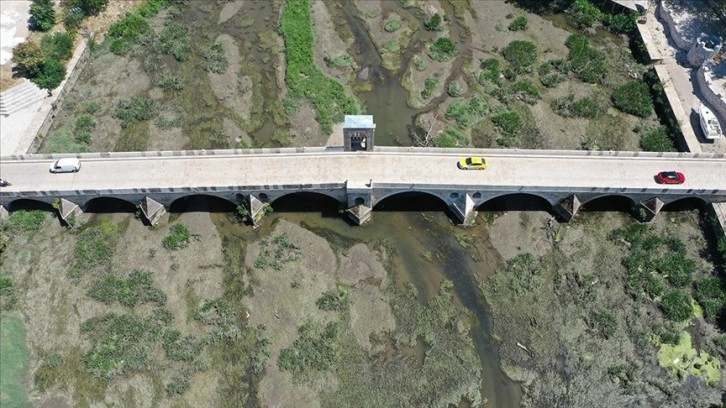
(41, 32, 74, 61)
(612, 81, 653, 118)
(501, 40, 537, 73)
(445, 97, 488, 128)
(88, 270, 167, 307)
(31, 59, 66, 91)
(316, 286, 350, 311)
(661, 290, 693, 322)
(7, 210, 46, 231)
(447, 81, 463, 97)
(74, 131, 91, 144)
(12, 41, 45, 77)
(551, 94, 599, 118)
(70, 226, 112, 277)
(163, 223, 191, 250)
(30, 0, 56, 31)
(570, 0, 602, 27)
(511, 80, 541, 104)
(203, 41, 228, 74)
(384, 19, 401, 32)
(155, 22, 189, 62)
(63, 10, 85, 33)
(66, 0, 109, 16)
(421, 77, 439, 99)
(435, 127, 468, 147)
(479, 58, 501, 85)
(538, 59, 568, 88)
(639, 126, 676, 152)
(75, 115, 96, 133)
(85, 100, 101, 114)
(114, 97, 158, 127)
(603, 12, 637, 35)
(107, 12, 149, 54)
(159, 75, 184, 91)
(413, 56, 426, 71)
(508, 16, 528, 31)
(694, 277, 725, 323)
(565, 34, 607, 83)
(162, 329, 203, 361)
(424, 13, 442, 31)
(428, 37, 458, 62)
(166, 377, 190, 397)
(593, 310, 618, 339)
(278, 322, 339, 372)
(492, 110, 523, 135)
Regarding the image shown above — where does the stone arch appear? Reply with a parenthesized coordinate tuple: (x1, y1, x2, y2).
(268, 192, 343, 217)
(477, 193, 552, 212)
(661, 196, 708, 212)
(6, 198, 55, 213)
(84, 196, 138, 213)
(580, 194, 636, 213)
(373, 191, 448, 211)
(168, 194, 238, 213)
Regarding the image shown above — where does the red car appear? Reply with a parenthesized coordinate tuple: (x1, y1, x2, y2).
(657, 171, 685, 184)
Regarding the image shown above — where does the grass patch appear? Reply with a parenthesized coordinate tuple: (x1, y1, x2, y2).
(420, 76, 439, 100)
(565, 34, 607, 84)
(612, 81, 653, 118)
(278, 321, 339, 373)
(658, 332, 721, 384)
(694, 277, 725, 323)
(0, 275, 16, 311)
(0, 316, 29, 408)
(281, 0, 360, 134)
(384, 19, 401, 32)
(508, 16, 528, 31)
(107, 12, 150, 54)
(202, 41, 228, 74)
(445, 97, 488, 128)
(88, 270, 167, 307)
(479, 58, 501, 85)
(491, 109, 523, 136)
(316, 286, 350, 311)
(68, 225, 114, 278)
(501, 40, 537, 73)
(162, 223, 191, 250)
(551, 94, 600, 118)
(435, 126, 469, 147)
(154, 22, 190, 62)
(114, 96, 159, 128)
(6, 210, 46, 232)
(41, 125, 90, 153)
(253, 232, 301, 271)
(639, 126, 676, 152)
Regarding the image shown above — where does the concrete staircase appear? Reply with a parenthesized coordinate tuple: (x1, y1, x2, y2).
(0, 80, 46, 116)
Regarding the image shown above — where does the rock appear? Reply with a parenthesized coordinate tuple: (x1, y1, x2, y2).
(358, 67, 369, 81)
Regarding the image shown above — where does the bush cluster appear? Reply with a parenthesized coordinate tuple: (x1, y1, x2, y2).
(88, 270, 167, 307)
(639, 126, 675, 152)
(551, 94, 600, 118)
(278, 322, 339, 373)
(154, 22, 190, 62)
(492, 110, 523, 135)
(435, 127, 468, 147)
(162, 223, 191, 250)
(424, 13, 442, 31)
(479, 58, 502, 85)
(508, 16, 528, 31)
(30, 0, 56, 31)
(316, 286, 350, 311)
(612, 81, 653, 118)
(694, 277, 725, 323)
(420, 77, 439, 99)
(428, 37, 458, 62)
(538, 59, 569, 88)
(501, 40, 537, 73)
(445, 97, 488, 128)
(384, 19, 401, 32)
(108, 12, 150, 54)
(565, 34, 607, 84)
(114, 97, 159, 127)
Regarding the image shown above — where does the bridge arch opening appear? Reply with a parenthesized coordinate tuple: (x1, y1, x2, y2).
(7, 199, 55, 213)
(269, 192, 343, 218)
(661, 197, 708, 213)
(477, 193, 551, 213)
(373, 192, 448, 212)
(580, 195, 635, 213)
(84, 196, 138, 214)
(168, 195, 238, 213)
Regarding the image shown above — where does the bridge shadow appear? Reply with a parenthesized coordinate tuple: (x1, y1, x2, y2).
(477, 193, 551, 213)
(7, 199, 55, 213)
(85, 197, 138, 214)
(661, 197, 707, 213)
(373, 192, 449, 212)
(580, 195, 636, 214)
(169, 195, 238, 213)
(270, 192, 343, 219)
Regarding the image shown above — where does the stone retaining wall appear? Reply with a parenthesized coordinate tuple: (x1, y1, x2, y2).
(696, 61, 726, 127)
(657, 0, 693, 51)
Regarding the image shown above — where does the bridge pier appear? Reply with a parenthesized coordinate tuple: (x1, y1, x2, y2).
(140, 197, 167, 226)
(450, 193, 477, 225)
(57, 198, 82, 224)
(554, 195, 581, 222)
(0, 205, 8, 221)
(638, 197, 665, 222)
(248, 195, 267, 227)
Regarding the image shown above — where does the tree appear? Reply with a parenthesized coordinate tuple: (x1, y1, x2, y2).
(30, 0, 56, 31)
(12, 41, 44, 77)
(64, 0, 109, 16)
(31, 59, 67, 93)
(41, 32, 74, 61)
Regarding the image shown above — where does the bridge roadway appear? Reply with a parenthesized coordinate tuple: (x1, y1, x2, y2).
(1, 147, 726, 224)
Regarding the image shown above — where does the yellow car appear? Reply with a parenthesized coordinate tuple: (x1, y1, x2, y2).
(457, 157, 488, 170)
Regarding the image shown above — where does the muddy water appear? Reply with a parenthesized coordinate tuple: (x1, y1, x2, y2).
(230, 194, 522, 407)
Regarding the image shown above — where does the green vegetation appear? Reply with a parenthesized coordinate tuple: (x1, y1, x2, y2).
(0, 316, 29, 408)
(202, 41, 228, 74)
(84, 100, 101, 114)
(445, 97, 488, 128)
(108, 12, 150, 54)
(657, 332, 721, 384)
(592, 310, 618, 339)
(69, 224, 114, 278)
(40, 32, 74, 61)
(159, 74, 184, 91)
(428, 37, 458, 62)
(447, 81, 463, 97)
(32, 59, 67, 92)
(538, 58, 569, 88)
(74, 114, 96, 144)
(508, 16, 528, 31)
(551, 94, 600, 118)
(479, 58, 502, 85)
(88, 270, 167, 307)
(509, 80, 541, 104)
(501, 40, 537, 73)
(12, 41, 44, 77)
(414, 56, 426, 71)
(612, 81, 653, 118)
(6, 210, 46, 232)
(0, 275, 16, 311)
(281, 0, 359, 134)
(113, 96, 159, 127)
(42, 126, 90, 153)
(278, 321, 339, 373)
(66, 0, 110, 16)
(424, 13, 442, 31)
(30, 0, 56, 31)
(694, 277, 725, 323)
(162, 223, 191, 250)
(420, 76, 439, 99)
(435, 127, 469, 147)
(154, 22, 190, 62)
(384, 19, 401, 32)
(492, 109, 523, 135)
(571, 0, 601, 27)
(638, 126, 675, 152)
(316, 286, 350, 311)
(254, 233, 301, 270)
(565, 34, 607, 84)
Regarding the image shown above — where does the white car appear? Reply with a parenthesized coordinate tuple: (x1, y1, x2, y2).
(49, 158, 81, 173)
